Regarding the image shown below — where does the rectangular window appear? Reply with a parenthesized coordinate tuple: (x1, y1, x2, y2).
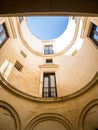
(44, 45, 54, 54)
(14, 61, 23, 71)
(20, 50, 27, 58)
(89, 23, 98, 46)
(46, 59, 53, 64)
(42, 72, 57, 97)
(0, 23, 8, 48)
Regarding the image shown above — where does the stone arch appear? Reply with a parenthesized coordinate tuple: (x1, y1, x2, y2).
(0, 100, 21, 130)
(78, 99, 98, 130)
(25, 113, 73, 130)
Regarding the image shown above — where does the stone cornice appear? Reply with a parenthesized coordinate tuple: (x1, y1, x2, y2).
(17, 17, 80, 57)
(25, 113, 73, 130)
(0, 72, 98, 102)
(39, 64, 59, 68)
(0, 100, 21, 130)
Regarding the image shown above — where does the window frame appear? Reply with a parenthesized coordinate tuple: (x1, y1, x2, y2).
(20, 50, 27, 58)
(89, 23, 98, 46)
(0, 23, 8, 48)
(42, 72, 57, 98)
(14, 61, 23, 71)
(46, 59, 53, 64)
(44, 45, 54, 54)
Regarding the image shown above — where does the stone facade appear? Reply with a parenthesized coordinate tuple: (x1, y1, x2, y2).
(0, 16, 98, 130)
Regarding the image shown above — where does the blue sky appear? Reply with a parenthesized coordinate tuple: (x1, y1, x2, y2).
(27, 16, 69, 40)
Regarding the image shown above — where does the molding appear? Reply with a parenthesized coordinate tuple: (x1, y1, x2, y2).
(0, 12, 98, 17)
(78, 99, 98, 130)
(0, 100, 21, 130)
(82, 17, 98, 39)
(25, 113, 73, 130)
(0, 0, 98, 16)
(87, 37, 98, 50)
(17, 17, 80, 57)
(7, 17, 17, 38)
(0, 17, 14, 39)
(39, 64, 58, 68)
(0, 72, 98, 102)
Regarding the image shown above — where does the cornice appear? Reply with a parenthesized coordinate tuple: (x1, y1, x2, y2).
(78, 99, 98, 130)
(17, 17, 80, 57)
(39, 64, 59, 68)
(0, 100, 21, 130)
(0, 72, 98, 103)
(25, 113, 73, 130)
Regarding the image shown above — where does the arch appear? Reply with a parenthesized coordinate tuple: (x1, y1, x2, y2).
(78, 99, 98, 130)
(17, 17, 80, 57)
(0, 72, 98, 102)
(25, 113, 73, 130)
(0, 100, 21, 130)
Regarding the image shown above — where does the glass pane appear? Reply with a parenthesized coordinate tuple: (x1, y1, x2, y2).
(51, 87, 55, 91)
(50, 75, 55, 87)
(45, 46, 48, 50)
(49, 50, 53, 54)
(44, 92, 48, 97)
(44, 77, 48, 88)
(94, 34, 98, 41)
(90, 24, 98, 46)
(94, 26, 98, 41)
(0, 33, 7, 44)
(44, 88, 48, 92)
(51, 91, 55, 97)
(0, 25, 4, 32)
(96, 26, 98, 32)
(44, 50, 48, 54)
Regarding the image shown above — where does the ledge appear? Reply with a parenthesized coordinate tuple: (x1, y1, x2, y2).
(39, 64, 59, 68)
(0, 72, 98, 102)
(17, 17, 80, 57)
(0, 0, 98, 16)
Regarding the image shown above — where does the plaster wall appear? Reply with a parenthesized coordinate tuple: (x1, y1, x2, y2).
(0, 78, 98, 130)
(0, 38, 98, 97)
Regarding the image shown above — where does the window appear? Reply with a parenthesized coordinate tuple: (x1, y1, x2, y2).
(42, 72, 57, 97)
(14, 61, 23, 71)
(20, 50, 27, 58)
(44, 45, 54, 54)
(0, 23, 8, 48)
(90, 23, 98, 46)
(19, 17, 23, 23)
(46, 59, 53, 64)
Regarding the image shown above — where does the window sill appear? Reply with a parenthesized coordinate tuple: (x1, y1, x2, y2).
(39, 64, 58, 68)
